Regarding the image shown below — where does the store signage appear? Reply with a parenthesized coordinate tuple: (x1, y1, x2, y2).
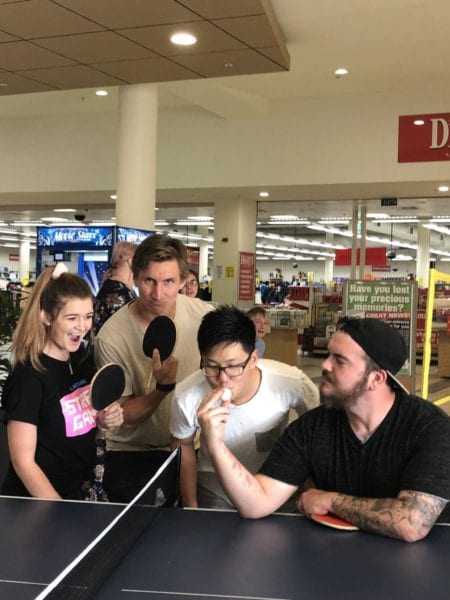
(37, 227, 113, 248)
(334, 247, 387, 266)
(381, 197, 397, 207)
(238, 252, 255, 300)
(116, 227, 152, 244)
(398, 112, 450, 162)
(343, 280, 415, 380)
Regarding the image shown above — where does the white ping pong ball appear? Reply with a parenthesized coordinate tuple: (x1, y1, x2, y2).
(221, 388, 232, 402)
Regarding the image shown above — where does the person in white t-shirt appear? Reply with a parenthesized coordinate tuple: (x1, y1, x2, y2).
(170, 305, 319, 509)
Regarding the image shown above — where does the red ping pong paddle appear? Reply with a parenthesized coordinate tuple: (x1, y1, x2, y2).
(90, 363, 125, 411)
(142, 316, 176, 361)
(310, 513, 359, 531)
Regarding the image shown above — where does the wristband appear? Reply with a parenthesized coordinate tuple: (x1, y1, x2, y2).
(156, 382, 176, 392)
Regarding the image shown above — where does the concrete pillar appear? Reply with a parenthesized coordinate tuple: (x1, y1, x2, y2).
(324, 232, 334, 285)
(416, 225, 431, 287)
(19, 238, 30, 286)
(213, 198, 257, 307)
(115, 84, 158, 230)
(358, 204, 367, 280)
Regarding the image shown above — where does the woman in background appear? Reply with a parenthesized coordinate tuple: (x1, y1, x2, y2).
(1, 263, 123, 500)
(179, 268, 200, 298)
(93, 241, 137, 335)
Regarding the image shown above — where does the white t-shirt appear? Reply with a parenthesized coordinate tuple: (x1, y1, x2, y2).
(171, 359, 319, 501)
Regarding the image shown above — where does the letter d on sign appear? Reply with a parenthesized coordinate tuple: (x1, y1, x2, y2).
(430, 118, 449, 149)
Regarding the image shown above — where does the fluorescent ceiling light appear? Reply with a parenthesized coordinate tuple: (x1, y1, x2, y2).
(175, 220, 213, 226)
(41, 217, 68, 222)
(96, 90, 108, 96)
(438, 185, 449, 192)
(259, 191, 269, 197)
(12, 221, 42, 227)
(53, 208, 76, 213)
(334, 67, 348, 76)
(371, 217, 419, 223)
(367, 213, 390, 219)
(187, 216, 213, 221)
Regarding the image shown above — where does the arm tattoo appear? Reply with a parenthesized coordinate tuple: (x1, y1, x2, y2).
(330, 490, 448, 541)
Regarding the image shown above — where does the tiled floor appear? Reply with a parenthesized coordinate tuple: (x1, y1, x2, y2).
(297, 352, 450, 416)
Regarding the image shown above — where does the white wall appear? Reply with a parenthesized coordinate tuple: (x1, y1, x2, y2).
(1, 86, 450, 196)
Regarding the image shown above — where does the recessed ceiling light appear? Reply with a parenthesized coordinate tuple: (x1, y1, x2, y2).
(438, 185, 449, 192)
(334, 68, 348, 77)
(224, 62, 234, 68)
(170, 32, 197, 46)
(414, 119, 425, 126)
(96, 90, 108, 96)
(259, 191, 269, 197)
(110, 194, 117, 200)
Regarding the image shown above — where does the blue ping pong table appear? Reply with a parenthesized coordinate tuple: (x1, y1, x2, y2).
(0, 495, 448, 599)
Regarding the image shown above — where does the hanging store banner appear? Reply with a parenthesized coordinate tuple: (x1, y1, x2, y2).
(334, 247, 387, 266)
(238, 251, 255, 301)
(398, 112, 450, 162)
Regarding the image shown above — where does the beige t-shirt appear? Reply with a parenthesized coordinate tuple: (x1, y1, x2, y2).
(94, 294, 213, 451)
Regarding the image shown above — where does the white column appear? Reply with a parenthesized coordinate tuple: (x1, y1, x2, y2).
(416, 225, 431, 287)
(19, 238, 30, 286)
(197, 228, 209, 282)
(115, 84, 158, 230)
(213, 198, 257, 307)
(350, 202, 359, 279)
(324, 232, 334, 285)
(358, 204, 367, 280)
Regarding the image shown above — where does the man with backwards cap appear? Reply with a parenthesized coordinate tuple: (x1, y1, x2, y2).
(198, 317, 450, 542)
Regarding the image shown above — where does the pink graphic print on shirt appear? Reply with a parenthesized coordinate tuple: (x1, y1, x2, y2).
(59, 383, 96, 437)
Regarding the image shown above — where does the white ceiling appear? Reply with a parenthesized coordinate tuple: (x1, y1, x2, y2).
(1, 0, 450, 258)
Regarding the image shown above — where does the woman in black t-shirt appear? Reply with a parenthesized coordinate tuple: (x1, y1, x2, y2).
(1, 263, 123, 500)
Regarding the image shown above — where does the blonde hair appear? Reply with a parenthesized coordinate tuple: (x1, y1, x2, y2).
(247, 306, 269, 321)
(102, 241, 137, 283)
(12, 265, 92, 371)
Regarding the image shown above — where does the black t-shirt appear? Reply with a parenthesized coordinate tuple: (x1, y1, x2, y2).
(259, 392, 450, 522)
(1, 348, 96, 499)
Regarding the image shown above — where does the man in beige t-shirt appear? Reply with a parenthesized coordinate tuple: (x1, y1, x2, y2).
(95, 233, 212, 502)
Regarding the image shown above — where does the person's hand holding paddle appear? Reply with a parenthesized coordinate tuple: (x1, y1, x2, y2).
(90, 363, 125, 431)
(151, 348, 178, 393)
(116, 316, 179, 426)
(142, 316, 178, 392)
(297, 488, 359, 531)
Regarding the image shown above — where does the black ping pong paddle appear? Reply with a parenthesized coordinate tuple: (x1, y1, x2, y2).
(90, 363, 126, 411)
(142, 316, 176, 361)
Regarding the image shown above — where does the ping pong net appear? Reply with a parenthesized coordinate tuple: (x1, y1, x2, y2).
(35, 448, 181, 600)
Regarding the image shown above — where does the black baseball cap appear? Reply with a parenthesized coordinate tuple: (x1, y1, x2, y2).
(336, 317, 408, 391)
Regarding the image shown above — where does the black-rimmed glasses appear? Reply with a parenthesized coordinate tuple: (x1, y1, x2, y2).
(201, 351, 252, 378)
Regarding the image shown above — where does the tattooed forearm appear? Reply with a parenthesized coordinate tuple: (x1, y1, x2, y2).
(330, 490, 447, 542)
